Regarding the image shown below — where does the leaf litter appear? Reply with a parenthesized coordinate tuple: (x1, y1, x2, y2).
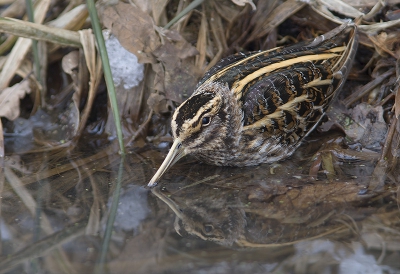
(0, 1, 400, 272)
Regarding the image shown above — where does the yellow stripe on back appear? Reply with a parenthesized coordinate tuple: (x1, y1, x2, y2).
(302, 78, 333, 88)
(324, 46, 346, 53)
(232, 53, 339, 99)
(206, 48, 280, 83)
(243, 95, 309, 131)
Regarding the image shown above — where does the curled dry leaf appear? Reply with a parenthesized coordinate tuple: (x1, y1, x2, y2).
(62, 51, 80, 84)
(231, 0, 256, 10)
(0, 79, 31, 121)
(345, 0, 400, 6)
(359, 18, 400, 35)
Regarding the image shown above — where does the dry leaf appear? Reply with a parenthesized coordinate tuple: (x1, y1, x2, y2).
(231, 0, 256, 10)
(341, 103, 388, 149)
(100, 1, 199, 107)
(195, 12, 207, 69)
(368, 32, 400, 59)
(147, 92, 168, 114)
(359, 18, 400, 35)
(153, 30, 198, 62)
(102, 2, 161, 64)
(151, 0, 169, 25)
(62, 50, 80, 85)
(395, 57, 400, 118)
(345, 0, 400, 7)
(0, 80, 31, 120)
(0, 0, 51, 89)
(315, 0, 364, 18)
(152, 34, 198, 102)
(164, 60, 198, 102)
(214, 0, 242, 24)
(131, 0, 152, 14)
(47, 4, 88, 30)
(395, 84, 400, 118)
(151, 62, 166, 92)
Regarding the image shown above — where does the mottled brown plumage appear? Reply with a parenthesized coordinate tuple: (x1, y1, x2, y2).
(148, 22, 358, 187)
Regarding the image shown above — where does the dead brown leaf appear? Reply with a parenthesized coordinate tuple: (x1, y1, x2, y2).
(101, 1, 199, 109)
(346, 0, 400, 7)
(214, 0, 242, 24)
(151, 0, 169, 25)
(152, 31, 198, 102)
(151, 62, 166, 92)
(153, 29, 198, 61)
(147, 92, 168, 114)
(368, 32, 400, 59)
(102, 2, 161, 64)
(312, 0, 364, 19)
(164, 60, 198, 102)
(231, 0, 256, 10)
(62, 51, 79, 85)
(0, 80, 31, 120)
(131, 0, 152, 14)
(343, 103, 388, 150)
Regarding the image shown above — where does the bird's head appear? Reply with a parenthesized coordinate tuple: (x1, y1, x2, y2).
(148, 82, 236, 187)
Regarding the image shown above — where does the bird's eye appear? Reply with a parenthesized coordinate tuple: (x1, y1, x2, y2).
(204, 224, 214, 233)
(201, 116, 211, 126)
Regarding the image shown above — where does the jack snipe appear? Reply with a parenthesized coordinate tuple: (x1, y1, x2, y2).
(148, 22, 358, 187)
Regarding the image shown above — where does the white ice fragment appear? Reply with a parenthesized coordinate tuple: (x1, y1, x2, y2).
(104, 32, 144, 89)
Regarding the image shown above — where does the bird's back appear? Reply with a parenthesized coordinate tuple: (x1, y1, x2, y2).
(195, 23, 358, 166)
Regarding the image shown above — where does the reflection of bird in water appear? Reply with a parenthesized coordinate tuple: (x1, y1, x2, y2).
(150, 169, 368, 248)
(148, 22, 358, 186)
(151, 186, 246, 246)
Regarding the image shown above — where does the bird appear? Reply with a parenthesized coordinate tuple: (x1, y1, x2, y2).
(148, 22, 358, 187)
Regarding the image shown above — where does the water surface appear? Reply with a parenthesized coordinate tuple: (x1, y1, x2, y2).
(0, 133, 399, 273)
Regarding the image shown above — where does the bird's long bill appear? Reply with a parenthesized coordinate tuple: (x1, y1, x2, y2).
(148, 139, 186, 187)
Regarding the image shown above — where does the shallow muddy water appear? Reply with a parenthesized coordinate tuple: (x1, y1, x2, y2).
(0, 133, 399, 274)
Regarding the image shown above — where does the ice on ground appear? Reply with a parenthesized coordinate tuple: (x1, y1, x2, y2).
(104, 31, 144, 89)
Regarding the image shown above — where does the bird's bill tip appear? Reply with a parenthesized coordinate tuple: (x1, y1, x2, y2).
(147, 139, 185, 187)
